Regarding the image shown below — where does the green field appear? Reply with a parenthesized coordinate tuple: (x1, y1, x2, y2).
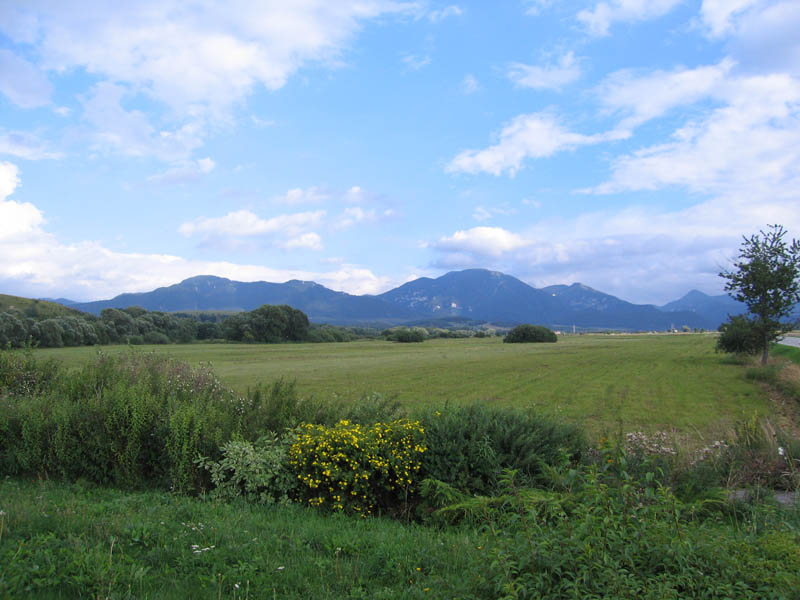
(36, 334, 773, 441)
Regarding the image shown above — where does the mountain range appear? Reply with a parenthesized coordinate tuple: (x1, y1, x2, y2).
(60, 269, 750, 331)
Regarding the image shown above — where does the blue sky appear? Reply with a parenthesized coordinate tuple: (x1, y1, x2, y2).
(1, 0, 799, 304)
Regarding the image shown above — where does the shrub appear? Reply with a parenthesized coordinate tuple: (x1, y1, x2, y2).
(504, 323, 557, 343)
(196, 432, 297, 503)
(0, 351, 267, 492)
(288, 419, 427, 516)
(716, 314, 762, 355)
(473, 468, 800, 599)
(385, 327, 426, 343)
(143, 331, 170, 344)
(416, 404, 585, 494)
(0, 346, 61, 397)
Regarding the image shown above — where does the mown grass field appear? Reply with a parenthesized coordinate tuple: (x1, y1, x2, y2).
(36, 333, 774, 442)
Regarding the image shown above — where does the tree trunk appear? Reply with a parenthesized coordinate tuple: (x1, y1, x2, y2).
(761, 337, 769, 365)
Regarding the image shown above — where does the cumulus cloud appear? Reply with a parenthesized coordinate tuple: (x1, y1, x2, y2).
(179, 209, 325, 240)
(0, 162, 45, 237)
(429, 194, 800, 304)
(343, 186, 366, 203)
(82, 82, 205, 161)
(446, 112, 626, 176)
(578, 0, 683, 36)
(336, 206, 395, 229)
(592, 71, 800, 196)
(0, 162, 390, 299)
(726, 2, 800, 76)
(700, 0, 763, 37)
(281, 232, 323, 250)
(0, 49, 52, 108)
(432, 227, 531, 257)
(2, 1, 415, 118)
(148, 158, 215, 185)
(508, 52, 582, 90)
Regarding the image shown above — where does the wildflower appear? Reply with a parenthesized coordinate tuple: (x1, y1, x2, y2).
(779, 446, 786, 457)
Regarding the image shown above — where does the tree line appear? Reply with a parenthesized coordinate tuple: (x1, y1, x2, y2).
(0, 304, 376, 348)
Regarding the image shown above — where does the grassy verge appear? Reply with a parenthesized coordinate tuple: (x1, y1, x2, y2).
(0, 479, 488, 599)
(34, 334, 771, 442)
(773, 343, 800, 365)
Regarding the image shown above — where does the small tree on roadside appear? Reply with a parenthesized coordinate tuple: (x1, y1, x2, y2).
(718, 224, 800, 365)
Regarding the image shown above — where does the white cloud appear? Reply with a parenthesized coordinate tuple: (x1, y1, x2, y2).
(274, 186, 330, 205)
(432, 227, 531, 257)
(592, 71, 800, 196)
(344, 186, 366, 203)
(461, 74, 479, 94)
(598, 59, 734, 129)
(472, 205, 518, 222)
(578, 0, 683, 36)
(281, 232, 323, 250)
(524, 0, 554, 16)
(4, 1, 416, 118)
(0, 164, 391, 299)
(508, 52, 582, 90)
(179, 209, 325, 239)
(0, 49, 52, 108)
(82, 82, 205, 161)
(0, 162, 46, 237)
(428, 5, 462, 22)
(0, 131, 63, 160)
(446, 112, 626, 176)
(336, 206, 395, 229)
(429, 194, 800, 304)
(727, 2, 800, 76)
(402, 54, 432, 71)
(148, 157, 215, 185)
(251, 115, 276, 128)
(700, 0, 762, 37)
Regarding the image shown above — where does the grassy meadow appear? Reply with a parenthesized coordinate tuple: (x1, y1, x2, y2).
(36, 333, 774, 442)
(5, 334, 800, 598)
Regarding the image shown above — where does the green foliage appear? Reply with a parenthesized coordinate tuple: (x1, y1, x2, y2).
(222, 304, 309, 343)
(383, 326, 426, 342)
(0, 351, 280, 492)
(720, 224, 800, 364)
(471, 468, 800, 599)
(197, 432, 298, 504)
(503, 323, 557, 343)
(709, 415, 800, 491)
(716, 314, 762, 355)
(0, 479, 488, 599)
(0, 346, 61, 397)
(289, 419, 427, 515)
(416, 404, 585, 495)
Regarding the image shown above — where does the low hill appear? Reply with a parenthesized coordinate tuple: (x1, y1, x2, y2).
(0, 294, 92, 320)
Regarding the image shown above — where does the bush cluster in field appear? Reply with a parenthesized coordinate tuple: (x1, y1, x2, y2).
(3, 347, 800, 598)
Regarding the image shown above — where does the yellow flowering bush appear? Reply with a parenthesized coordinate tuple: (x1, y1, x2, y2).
(289, 419, 426, 515)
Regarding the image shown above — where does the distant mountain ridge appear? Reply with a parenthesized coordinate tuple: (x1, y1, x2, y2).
(63, 269, 750, 330)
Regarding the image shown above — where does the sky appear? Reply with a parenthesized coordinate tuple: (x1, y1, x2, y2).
(1, 0, 799, 305)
